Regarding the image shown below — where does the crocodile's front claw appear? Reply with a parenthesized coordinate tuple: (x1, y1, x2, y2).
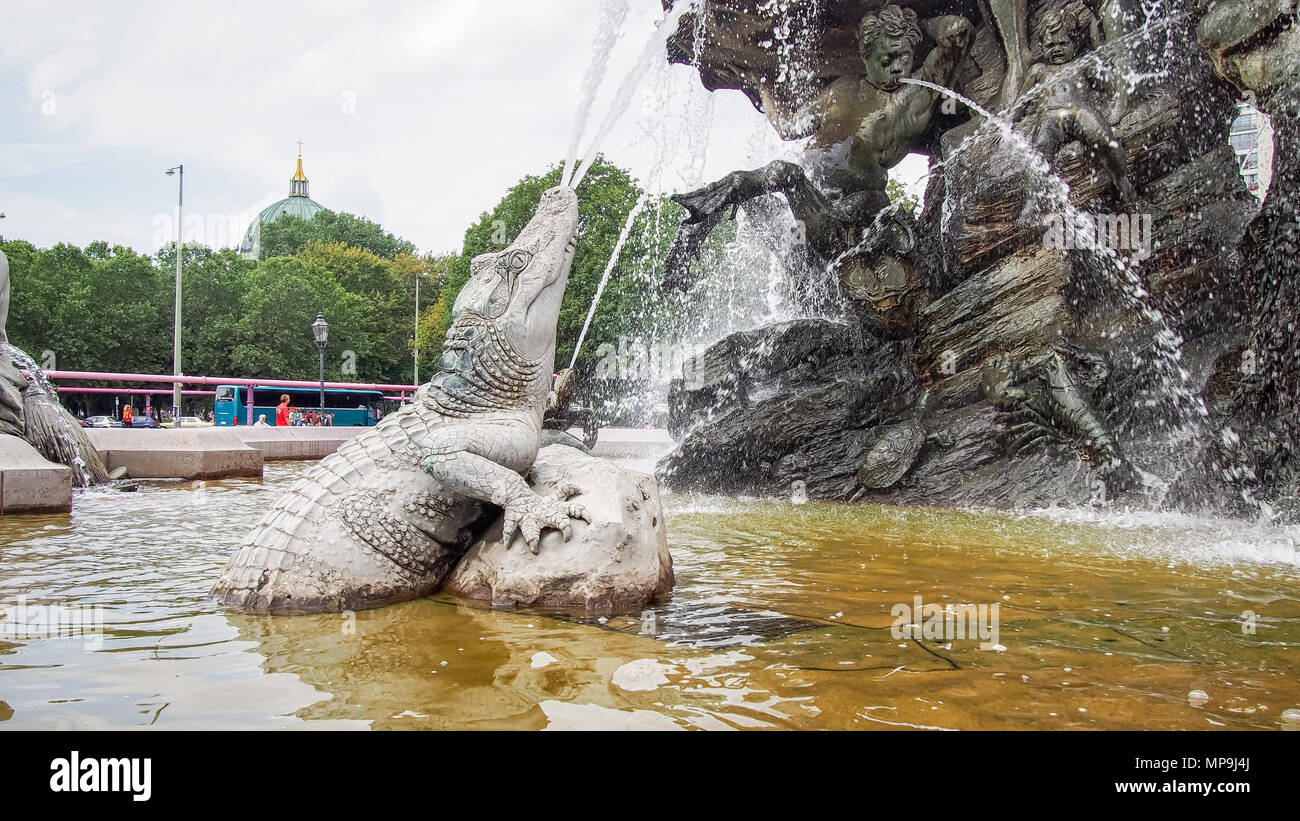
(502, 489, 591, 554)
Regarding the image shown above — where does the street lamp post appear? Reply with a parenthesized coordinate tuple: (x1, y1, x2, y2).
(164, 165, 183, 427)
(311, 313, 328, 410)
(413, 271, 422, 386)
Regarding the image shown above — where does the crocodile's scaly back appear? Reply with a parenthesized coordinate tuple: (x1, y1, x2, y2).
(211, 187, 582, 613)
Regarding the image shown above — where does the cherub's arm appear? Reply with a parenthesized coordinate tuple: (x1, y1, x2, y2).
(1022, 62, 1049, 93)
(914, 15, 974, 88)
(892, 16, 973, 128)
(1008, 63, 1050, 122)
(1079, 58, 1128, 125)
(758, 81, 836, 141)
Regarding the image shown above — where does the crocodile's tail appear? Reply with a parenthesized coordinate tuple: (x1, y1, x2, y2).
(211, 424, 482, 613)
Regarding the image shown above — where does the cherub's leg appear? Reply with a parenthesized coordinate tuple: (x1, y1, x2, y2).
(1034, 113, 1068, 161)
(1015, 116, 1067, 225)
(982, 0, 1031, 105)
(665, 161, 843, 287)
(1067, 107, 1136, 201)
(673, 161, 836, 227)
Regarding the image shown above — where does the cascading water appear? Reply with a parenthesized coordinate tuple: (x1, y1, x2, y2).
(568, 0, 699, 190)
(763, 0, 823, 109)
(898, 53, 1214, 500)
(3, 343, 109, 487)
(560, 0, 631, 191)
(570, 191, 651, 369)
(586, 0, 847, 425)
(557, 0, 834, 424)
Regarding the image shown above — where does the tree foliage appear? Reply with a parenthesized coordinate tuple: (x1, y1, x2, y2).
(2, 238, 421, 388)
(887, 177, 921, 216)
(439, 155, 677, 377)
(258, 209, 415, 260)
(0, 156, 673, 415)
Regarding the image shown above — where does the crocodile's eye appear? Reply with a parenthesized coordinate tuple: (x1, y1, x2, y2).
(497, 249, 532, 275)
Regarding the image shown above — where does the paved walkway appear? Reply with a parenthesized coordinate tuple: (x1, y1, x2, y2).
(77, 426, 676, 481)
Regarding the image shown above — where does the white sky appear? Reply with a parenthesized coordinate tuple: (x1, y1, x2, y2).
(0, 0, 929, 256)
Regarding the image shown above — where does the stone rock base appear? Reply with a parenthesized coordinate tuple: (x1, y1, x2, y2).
(444, 445, 673, 615)
(659, 318, 920, 500)
(0, 435, 72, 515)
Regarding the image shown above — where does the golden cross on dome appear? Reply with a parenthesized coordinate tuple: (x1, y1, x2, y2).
(296, 138, 304, 156)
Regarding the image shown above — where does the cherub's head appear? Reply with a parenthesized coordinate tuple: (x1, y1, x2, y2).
(858, 4, 922, 92)
(1035, 10, 1082, 65)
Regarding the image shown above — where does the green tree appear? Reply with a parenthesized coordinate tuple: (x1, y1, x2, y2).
(158, 245, 258, 378)
(887, 177, 921, 216)
(405, 252, 457, 381)
(228, 257, 373, 381)
(299, 241, 413, 384)
(439, 156, 676, 378)
(259, 210, 416, 261)
(4, 240, 169, 373)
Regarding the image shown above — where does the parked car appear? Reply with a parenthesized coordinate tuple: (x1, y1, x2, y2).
(83, 416, 124, 428)
(126, 418, 162, 429)
(164, 416, 214, 428)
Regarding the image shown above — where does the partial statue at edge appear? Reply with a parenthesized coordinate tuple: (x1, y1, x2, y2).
(664, 4, 974, 285)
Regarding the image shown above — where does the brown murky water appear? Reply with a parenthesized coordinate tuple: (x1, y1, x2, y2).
(2, 460, 1298, 730)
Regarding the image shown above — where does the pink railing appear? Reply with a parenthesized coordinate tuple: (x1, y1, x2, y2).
(45, 370, 417, 425)
(44, 371, 416, 393)
(57, 387, 216, 396)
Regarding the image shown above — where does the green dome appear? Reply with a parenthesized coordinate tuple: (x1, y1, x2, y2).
(239, 152, 327, 258)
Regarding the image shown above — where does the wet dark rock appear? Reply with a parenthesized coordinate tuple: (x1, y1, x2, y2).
(1197, 0, 1300, 508)
(655, 1, 1292, 512)
(659, 319, 918, 499)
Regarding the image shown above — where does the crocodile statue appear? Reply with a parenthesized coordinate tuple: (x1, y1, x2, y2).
(211, 187, 591, 614)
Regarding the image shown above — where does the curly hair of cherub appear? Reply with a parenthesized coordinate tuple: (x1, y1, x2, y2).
(859, 4, 923, 57)
(1034, 9, 1083, 46)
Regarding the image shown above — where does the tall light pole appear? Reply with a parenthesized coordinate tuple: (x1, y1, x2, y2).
(413, 271, 422, 386)
(164, 164, 183, 427)
(311, 312, 328, 410)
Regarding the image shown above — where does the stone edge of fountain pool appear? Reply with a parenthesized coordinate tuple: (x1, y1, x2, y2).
(0, 434, 72, 513)
(0, 427, 678, 517)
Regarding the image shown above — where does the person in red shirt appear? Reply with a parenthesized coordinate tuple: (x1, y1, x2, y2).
(275, 394, 292, 426)
(122, 405, 132, 427)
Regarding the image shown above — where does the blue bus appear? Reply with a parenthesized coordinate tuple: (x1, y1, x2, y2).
(214, 385, 384, 427)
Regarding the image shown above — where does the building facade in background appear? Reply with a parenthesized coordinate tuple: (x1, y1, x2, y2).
(1230, 103, 1275, 201)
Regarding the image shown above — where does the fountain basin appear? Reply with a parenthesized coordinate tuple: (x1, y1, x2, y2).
(85, 428, 263, 480)
(0, 436, 72, 514)
(1, 459, 1297, 730)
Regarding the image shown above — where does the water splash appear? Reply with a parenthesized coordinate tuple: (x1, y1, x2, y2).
(570, 191, 651, 368)
(900, 76, 1210, 491)
(570, 0, 698, 189)
(561, 0, 630, 189)
(597, 0, 838, 423)
(761, 0, 823, 122)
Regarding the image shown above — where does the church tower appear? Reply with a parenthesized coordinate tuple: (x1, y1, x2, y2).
(239, 140, 327, 259)
(290, 139, 310, 197)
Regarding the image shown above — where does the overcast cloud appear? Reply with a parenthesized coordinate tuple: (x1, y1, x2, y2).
(0, 0, 927, 255)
